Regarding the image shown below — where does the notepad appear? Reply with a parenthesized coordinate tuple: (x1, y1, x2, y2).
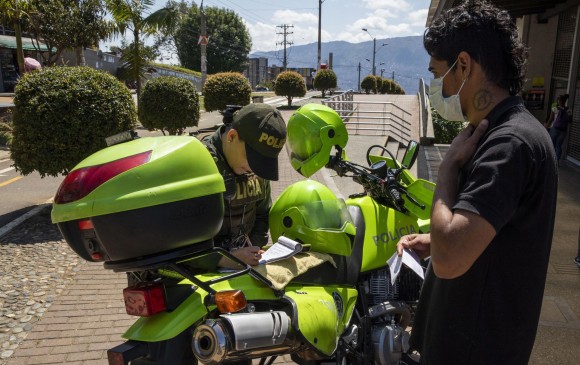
(259, 236, 303, 264)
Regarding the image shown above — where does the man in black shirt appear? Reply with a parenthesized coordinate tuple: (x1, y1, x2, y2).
(397, 1, 558, 363)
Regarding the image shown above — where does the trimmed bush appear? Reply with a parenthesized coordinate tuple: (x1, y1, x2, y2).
(313, 69, 337, 98)
(374, 76, 383, 94)
(361, 75, 376, 94)
(203, 72, 251, 112)
(432, 107, 465, 143)
(11, 66, 137, 177)
(274, 71, 306, 107)
(139, 76, 200, 135)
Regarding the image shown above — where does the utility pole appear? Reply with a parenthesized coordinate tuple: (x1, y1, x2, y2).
(358, 62, 361, 93)
(317, 0, 325, 70)
(392, 71, 395, 81)
(200, 0, 207, 91)
(277, 24, 294, 71)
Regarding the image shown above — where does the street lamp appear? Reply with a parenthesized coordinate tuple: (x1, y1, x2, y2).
(362, 28, 387, 76)
(361, 28, 376, 75)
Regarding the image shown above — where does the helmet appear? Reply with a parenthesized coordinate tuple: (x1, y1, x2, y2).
(287, 104, 348, 177)
(269, 180, 356, 256)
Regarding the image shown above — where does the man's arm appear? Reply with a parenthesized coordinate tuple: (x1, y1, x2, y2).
(430, 120, 496, 279)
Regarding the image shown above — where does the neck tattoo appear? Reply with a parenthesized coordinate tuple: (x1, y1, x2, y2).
(473, 89, 493, 111)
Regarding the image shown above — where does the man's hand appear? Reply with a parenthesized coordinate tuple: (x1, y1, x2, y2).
(397, 233, 431, 260)
(442, 119, 489, 170)
(230, 246, 265, 266)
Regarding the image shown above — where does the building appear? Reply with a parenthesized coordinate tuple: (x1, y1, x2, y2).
(427, 0, 580, 165)
(245, 57, 268, 89)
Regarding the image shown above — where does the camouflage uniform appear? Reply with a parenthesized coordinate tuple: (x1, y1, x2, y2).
(203, 127, 271, 250)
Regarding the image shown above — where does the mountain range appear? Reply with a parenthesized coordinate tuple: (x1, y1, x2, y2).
(250, 35, 431, 95)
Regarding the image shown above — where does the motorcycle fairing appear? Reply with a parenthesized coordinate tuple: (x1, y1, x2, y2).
(123, 273, 278, 342)
(346, 195, 420, 273)
(284, 285, 357, 356)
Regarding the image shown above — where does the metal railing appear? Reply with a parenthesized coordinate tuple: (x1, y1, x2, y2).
(323, 97, 412, 143)
(323, 90, 354, 117)
(417, 78, 435, 144)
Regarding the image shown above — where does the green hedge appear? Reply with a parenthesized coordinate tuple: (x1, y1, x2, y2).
(139, 76, 200, 135)
(361, 75, 376, 94)
(203, 72, 251, 112)
(11, 66, 137, 177)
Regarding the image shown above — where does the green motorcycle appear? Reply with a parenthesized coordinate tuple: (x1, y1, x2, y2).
(51, 104, 434, 365)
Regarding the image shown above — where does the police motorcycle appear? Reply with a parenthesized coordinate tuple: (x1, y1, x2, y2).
(51, 103, 434, 364)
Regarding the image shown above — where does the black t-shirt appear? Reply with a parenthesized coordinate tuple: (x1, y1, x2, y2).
(411, 96, 558, 364)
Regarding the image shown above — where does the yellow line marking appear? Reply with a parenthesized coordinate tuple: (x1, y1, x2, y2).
(0, 176, 22, 187)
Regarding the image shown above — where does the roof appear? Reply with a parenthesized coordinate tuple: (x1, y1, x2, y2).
(426, 0, 575, 26)
(0, 34, 53, 52)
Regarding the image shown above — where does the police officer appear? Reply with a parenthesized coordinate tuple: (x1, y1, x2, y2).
(202, 104, 286, 266)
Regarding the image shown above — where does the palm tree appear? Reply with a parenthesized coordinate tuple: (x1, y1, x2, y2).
(0, 0, 30, 76)
(105, 0, 179, 96)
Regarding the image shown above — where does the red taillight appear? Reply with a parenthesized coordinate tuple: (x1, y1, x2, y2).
(77, 219, 94, 230)
(54, 150, 152, 204)
(123, 283, 166, 317)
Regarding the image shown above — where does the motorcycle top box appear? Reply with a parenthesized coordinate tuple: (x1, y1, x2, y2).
(51, 136, 226, 266)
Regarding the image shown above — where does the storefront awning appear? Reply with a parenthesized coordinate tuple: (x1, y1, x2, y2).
(0, 34, 53, 52)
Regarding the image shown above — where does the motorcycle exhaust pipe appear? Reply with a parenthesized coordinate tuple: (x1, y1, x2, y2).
(192, 311, 290, 365)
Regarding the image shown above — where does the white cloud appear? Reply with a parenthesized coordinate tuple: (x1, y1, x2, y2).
(408, 9, 429, 27)
(362, 0, 412, 12)
(273, 10, 318, 25)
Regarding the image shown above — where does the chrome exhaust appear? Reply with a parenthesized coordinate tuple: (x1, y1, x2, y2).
(192, 311, 290, 365)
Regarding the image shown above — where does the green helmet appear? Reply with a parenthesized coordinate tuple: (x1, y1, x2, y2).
(287, 104, 348, 177)
(269, 180, 355, 256)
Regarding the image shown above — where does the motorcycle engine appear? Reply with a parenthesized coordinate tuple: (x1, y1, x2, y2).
(372, 323, 410, 365)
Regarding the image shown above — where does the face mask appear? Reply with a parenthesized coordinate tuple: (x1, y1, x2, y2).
(428, 59, 467, 122)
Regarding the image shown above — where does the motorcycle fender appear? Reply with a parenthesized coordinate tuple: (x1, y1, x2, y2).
(123, 286, 209, 342)
(284, 285, 358, 356)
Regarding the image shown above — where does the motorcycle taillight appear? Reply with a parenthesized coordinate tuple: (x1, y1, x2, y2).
(123, 282, 166, 317)
(54, 150, 152, 204)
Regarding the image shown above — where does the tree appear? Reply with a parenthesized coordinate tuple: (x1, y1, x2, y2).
(274, 71, 306, 107)
(26, 0, 109, 66)
(313, 69, 337, 98)
(361, 75, 376, 95)
(174, 4, 251, 73)
(432, 107, 465, 144)
(0, 0, 31, 74)
(106, 0, 180, 96)
(374, 76, 383, 94)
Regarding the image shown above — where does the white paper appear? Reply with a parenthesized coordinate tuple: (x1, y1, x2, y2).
(386, 248, 425, 284)
(259, 236, 302, 264)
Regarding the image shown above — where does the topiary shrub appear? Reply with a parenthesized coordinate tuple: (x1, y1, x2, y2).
(373, 76, 383, 94)
(139, 76, 200, 135)
(0, 110, 13, 147)
(203, 72, 251, 112)
(274, 71, 306, 107)
(11, 66, 137, 177)
(361, 75, 376, 95)
(432, 107, 465, 143)
(313, 69, 337, 98)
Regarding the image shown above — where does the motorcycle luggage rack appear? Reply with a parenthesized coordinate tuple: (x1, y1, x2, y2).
(104, 242, 278, 296)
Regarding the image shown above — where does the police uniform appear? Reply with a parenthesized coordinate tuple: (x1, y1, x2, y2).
(201, 104, 286, 252)
(203, 129, 271, 248)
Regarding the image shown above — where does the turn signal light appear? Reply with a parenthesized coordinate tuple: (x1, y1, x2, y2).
(123, 283, 166, 317)
(215, 290, 247, 313)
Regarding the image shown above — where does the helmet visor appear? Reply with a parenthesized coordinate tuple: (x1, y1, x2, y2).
(296, 199, 353, 231)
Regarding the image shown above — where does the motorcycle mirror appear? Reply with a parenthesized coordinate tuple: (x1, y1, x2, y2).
(401, 140, 419, 169)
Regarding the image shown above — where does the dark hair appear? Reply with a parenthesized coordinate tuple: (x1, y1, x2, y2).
(558, 94, 569, 104)
(424, 0, 527, 95)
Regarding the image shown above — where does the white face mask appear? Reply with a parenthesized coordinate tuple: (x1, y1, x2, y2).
(428, 59, 467, 122)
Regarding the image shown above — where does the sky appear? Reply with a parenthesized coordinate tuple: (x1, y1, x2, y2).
(146, 0, 431, 54)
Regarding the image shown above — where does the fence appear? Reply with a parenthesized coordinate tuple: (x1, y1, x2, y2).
(323, 94, 412, 143)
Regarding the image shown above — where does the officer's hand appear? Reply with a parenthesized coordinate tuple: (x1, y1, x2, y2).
(396, 233, 431, 260)
(231, 246, 265, 266)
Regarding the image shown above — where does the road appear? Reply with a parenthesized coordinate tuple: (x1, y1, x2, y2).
(0, 91, 319, 232)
